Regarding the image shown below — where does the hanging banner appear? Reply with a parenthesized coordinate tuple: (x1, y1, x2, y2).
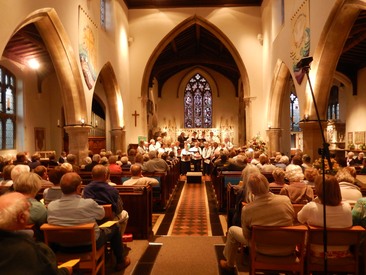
(79, 6, 98, 90)
(290, 0, 310, 84)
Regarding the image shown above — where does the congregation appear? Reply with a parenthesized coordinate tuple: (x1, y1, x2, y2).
(1, 129, 366, 274)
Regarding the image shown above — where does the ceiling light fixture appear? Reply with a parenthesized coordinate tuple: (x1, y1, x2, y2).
(27, 58, 40, 69)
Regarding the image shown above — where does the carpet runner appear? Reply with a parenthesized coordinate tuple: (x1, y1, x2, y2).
(155, 176, 223, 236)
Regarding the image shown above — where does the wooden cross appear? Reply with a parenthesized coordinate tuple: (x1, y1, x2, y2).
(132, 110, 140, 127)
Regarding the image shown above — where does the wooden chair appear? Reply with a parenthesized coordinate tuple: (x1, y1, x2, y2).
(102, 204, 114, 220)
(41, 223, 105, 275)
(306, 225, 365, 275)
(250, 225, 307, 275)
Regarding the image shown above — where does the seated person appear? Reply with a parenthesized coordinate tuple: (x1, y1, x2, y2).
(121, 156, 131, 171)
(220, 173, 295, 272)
(352, 196, 366, 227)
(43, 166, 64, 205)
(48, 152, 59, 168)
(13, 172, 48, 240)
(0, 164, 15, 187)
(280, 164, 314, 204)
(34, 165, 54, 187)
(108, 155, 122, 173)
(269, 168, 287, 188)
(335, 167, 362, 204)
(142, 150, 169, 172)
(66, 154, 80, 172)
(123, 164, 159, 186)
(303, 167, 319, 186)
(47, 172, 130, 271)
(8, 164, 30, 187)
(257, 154, 276, 173)
(0, 192, 71, 274)
(82, 165, 129, 236)
(298, 175, 352, 258)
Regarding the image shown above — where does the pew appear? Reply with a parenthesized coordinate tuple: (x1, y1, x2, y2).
(213, 170, 242, 212)
(78, 171, 93, 185)
(115, 185, 153, 239)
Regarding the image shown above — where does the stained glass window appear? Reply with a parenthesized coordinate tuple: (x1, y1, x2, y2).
(100, 0, 106, 28)
(290, 80, 300, 132)
(0, 66, 16, 149)
(327, 85, 339, 120)
(184, 73, 212, 128)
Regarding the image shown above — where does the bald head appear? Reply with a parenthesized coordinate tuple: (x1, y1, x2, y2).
(0, 192, 30, 230)
(92, 164, 109, 181)
(60, 172, 82, 194)
(130, 164, 142, 176)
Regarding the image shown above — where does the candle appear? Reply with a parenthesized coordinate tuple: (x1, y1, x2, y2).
(57, 120, 60, 127)
(6, 98, 10, 110)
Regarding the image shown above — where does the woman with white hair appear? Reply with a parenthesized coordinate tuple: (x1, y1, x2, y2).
(280, 164, 314, 204)
(13, 172, 47, 240)
(220, 173, 295, 271)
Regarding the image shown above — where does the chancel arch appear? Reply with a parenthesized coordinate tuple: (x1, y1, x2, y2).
(141, 15, 249, 144)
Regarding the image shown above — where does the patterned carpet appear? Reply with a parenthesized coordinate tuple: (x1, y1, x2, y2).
(169, 182, 210, 236)
(154, 175, 223, 237)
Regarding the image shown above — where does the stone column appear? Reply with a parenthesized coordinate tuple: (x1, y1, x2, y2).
(111, 128, 126, 153)
(64, 125, 91, 165)
(243, 97, 255, 142)
(299, 121, 327, 162)
(266, 128, 282, 157)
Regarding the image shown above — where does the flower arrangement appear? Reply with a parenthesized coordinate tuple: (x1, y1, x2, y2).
(313, 157, 339, 174)
(244, 134, 267, 153)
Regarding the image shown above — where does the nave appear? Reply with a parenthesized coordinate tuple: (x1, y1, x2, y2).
(110, 176, 249, 275)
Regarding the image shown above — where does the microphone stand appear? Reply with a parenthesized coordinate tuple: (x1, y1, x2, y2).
(298, 56, 332, 274)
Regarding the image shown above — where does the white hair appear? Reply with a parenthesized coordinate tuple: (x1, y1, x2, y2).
(10, 165, 30, 181)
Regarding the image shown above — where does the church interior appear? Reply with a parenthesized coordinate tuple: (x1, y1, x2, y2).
(2, 0, 366, 274)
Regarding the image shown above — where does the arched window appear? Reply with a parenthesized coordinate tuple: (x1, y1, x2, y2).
(0, 66, 16, 149)
(184, 73, 212, 128)
(290, 80, 300, 132)
(327, 85, 339, 120)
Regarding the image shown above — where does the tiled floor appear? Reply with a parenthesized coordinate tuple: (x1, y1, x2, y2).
(170, 182, 209, 236)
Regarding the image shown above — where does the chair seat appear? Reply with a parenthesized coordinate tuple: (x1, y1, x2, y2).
(255, 253, 300, 265)
(56, 246, 104, 262)
(309, 255, 356, 265)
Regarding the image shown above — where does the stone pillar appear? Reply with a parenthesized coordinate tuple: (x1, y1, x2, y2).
(266, 128, 282, 157)
(243, 97, 255, 141)
(64, 126, 91, 165)
(111, 128, 126, 153)
(299, 121, 327, 162)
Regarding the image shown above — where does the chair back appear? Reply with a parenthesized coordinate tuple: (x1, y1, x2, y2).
(41, 223, 105, 275)
(102, 204, 114, 220)
(306, 225, 365, 274)
(250, 225, 307, 275)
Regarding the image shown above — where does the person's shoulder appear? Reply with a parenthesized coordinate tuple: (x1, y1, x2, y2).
(273, 193, 291, 203)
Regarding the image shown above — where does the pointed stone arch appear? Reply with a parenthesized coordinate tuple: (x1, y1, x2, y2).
(14, 8, 86, 125)
(98, 62, 124, 129)
(266, 59, 291, 155)
(141, 15, 249, 143)
(268, 60, 291, 128)
(309, 1, 361, 119)
(98, 62, 125, 152)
